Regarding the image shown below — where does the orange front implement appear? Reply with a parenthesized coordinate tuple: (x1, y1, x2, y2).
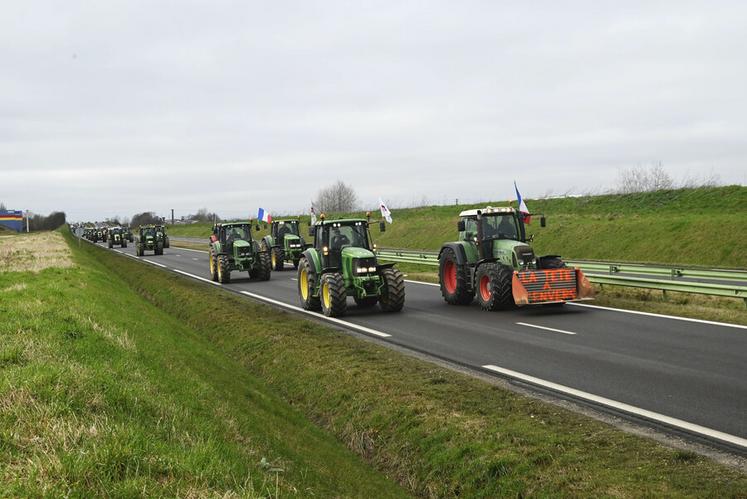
(512, 268, 592, 306)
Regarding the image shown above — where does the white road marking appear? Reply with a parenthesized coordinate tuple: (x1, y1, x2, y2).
(172, 246, 207, 253)
(290, 278, 298, 281)
(405, 279, 439, 287)
(172, 269, 222, 286)
(143, 259, 167, 268)
(516, 322, 577, 335)
(124, 253, 139, 259)
(567, 302, 747, 330)
(481, 364, 747, 449)
(192, 258, 199, 261)
(239, 291, 392, 338)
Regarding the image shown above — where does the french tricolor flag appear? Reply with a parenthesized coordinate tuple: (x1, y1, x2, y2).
(258, 208, 272, 223)
(514, 181, 531, 224)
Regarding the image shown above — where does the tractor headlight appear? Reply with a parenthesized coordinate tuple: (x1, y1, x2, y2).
(289, 243, 301, 248)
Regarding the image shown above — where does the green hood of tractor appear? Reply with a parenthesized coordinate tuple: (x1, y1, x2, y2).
(341, 246, 375, 260)
(233, 239, 251, 249)
(491, 239, 534, 269)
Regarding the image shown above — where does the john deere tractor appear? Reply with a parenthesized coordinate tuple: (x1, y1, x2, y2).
(261, 219, 306, 271)
(122, 226, 134, 242)
(438, 206, 594, 310)
(136, 225, 164, 256)
(297, 216, 404, 317)
(209, 222, 271, 284)
(107, 227, 128, 248)
(155, 225, 170, 248)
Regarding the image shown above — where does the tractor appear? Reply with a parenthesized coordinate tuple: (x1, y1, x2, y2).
(107, 227, 128, 248)
(155, 225, 170, 248)
(136, 225, 164, 256)
(297, 215, 405, 317)
(438, 206, 594, 310)
(209, 222, 271, 283)
(261, 219, 306, 271)
(122, 226, 134, 242)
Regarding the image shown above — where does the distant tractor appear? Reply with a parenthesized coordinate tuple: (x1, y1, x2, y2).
(261, 219, 306, 271)
(438, 207, 594, 310)
(155, 225, 170, 248)
(209, 222, 271, 284)
(136, 225, 164, 256)
(297, 215, 404, 317)
(107, 227, 128, 248)
(122, 226, 134, 242)
(94, 228, 104, 243)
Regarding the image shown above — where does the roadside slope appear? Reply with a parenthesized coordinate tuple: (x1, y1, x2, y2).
(0, 232, 406, 497)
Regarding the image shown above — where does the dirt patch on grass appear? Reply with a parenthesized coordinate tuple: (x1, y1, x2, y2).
(0, 232, 73, 273)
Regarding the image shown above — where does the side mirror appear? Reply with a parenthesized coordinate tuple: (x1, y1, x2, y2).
(540, 216, 546, 228)
(379, 221, 386, 232)
(309, 226, 316, 237)
(527, 234, 534, 243)
(457, 220, 466, 232)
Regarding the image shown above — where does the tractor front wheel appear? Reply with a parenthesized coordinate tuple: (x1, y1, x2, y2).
(271, 247, 285, 271)
(217, 255, 231, 284)
(320, 273, 347, 317)
(108, 240, 113, 248)
(379, 267, 405, 312)
(209, 251, 219, 282)
(439, 248, 473, 305)
(137, 245, 144, 257)
(475, 263, 515, 311)
(254, 250, 272, 281)
(297, 258, 321, 311)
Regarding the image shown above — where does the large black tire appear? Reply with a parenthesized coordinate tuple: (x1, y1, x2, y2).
(271, 246, 285, 271)
(217, 254, 231, 284)
(297, 258, 321, 311)
(108, 239, 113, 248)
(354, 296, 378, 308)
(475, 263, 515, 311)
(122, 240, 127, 248)
(164, 237, 170, 249)
(137, 245, 144, 257)
(320, 272, 347, 317)
(209, 249, 219, 282)
(379, 267, 405, 312)
(439, 247, 474, 305)
(254, 250, 272, 281)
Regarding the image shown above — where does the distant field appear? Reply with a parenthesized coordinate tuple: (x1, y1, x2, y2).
(168, 187, 747, 268)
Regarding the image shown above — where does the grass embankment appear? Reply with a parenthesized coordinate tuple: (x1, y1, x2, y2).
(168, 187, 747, 268)
(84, 233, 747, 496)
(0, 232, 406, 496)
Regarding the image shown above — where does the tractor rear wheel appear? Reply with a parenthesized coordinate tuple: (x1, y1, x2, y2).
(439, 248, 473, 305)
(379, 268, 405, 312)
(164, 237, 170, 249)
(209, 250, 219, 282)
(297, 258, 321, 311)
(137, 245, 144, 256)
(354, 296, 378, 308)
(320, 272, 347, 317)
(217, 255, 231, 284)
(271, 247, 284, 271)
(475, 263, 515, 311)
(255, 250, 272, 281)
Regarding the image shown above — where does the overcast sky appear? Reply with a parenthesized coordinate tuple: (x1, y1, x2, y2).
(2, 1, 745, 221)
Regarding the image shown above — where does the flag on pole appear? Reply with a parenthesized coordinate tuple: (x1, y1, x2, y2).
(379, 198, 393, 224)
(513, 181, 531, 223)
(310, 203, 317, 225)
(257, 208, 272, 223)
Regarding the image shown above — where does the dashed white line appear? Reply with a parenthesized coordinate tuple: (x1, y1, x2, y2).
(239, 290, 392, 338)
(290, 278, 298, 281)
(567, 302, 747, 330)
(516, 322, 577, 336)
(171, 246, 207, 253)
(192, 258, 199, 261)
(405, 279, 439, 287)
(482, 364, 747, 450)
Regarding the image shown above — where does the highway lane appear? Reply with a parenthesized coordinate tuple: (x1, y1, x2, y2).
(96, 240, 747, 451)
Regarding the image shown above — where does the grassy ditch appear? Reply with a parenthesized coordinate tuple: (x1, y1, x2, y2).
(0, 232, 406, 497)
(85, 233, 747, 496)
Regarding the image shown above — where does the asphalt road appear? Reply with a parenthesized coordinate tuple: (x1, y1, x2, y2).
(95, 239, 747, 452)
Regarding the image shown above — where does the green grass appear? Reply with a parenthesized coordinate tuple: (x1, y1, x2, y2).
(167, 186, 747, 268)
(0, 233, 406, 497)
(84, 232, 747, 497)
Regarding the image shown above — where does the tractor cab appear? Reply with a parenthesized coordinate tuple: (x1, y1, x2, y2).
(313, 219, 372, 269)
(140, 226, 156, 240)
(272, 220, 300, 242)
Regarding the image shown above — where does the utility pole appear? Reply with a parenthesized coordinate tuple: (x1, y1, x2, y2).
(171, 209, 174, 225)
(25, 210, 30, 233)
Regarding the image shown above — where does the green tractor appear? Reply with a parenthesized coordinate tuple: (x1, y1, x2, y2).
(107, 227, 128, 248)
(261, 219, 306, 271)
(155, 225, 170, 248)
(209, 222, 271, 284)
(122, 226, 134, 242)
(438, 206, 594, 310)
(297, 215, 405, 317)
(136, 225, 164, 256)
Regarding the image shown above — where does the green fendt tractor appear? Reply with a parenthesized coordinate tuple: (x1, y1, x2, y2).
(136, 225, 164, 256)
(107, 227, 128, 248)
(438, 206, 594, 310)
(261, 219, 306, 271)
(297, 215, 405, 317)
(209, 222, 271, 284)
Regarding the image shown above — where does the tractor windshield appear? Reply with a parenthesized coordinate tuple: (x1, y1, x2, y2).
(326, 222, 370, 252)
(481, 214, 520, 241)
(226, 225, 252, 243)
(142, 228, 155, 238)
(277, 221, 299, 237)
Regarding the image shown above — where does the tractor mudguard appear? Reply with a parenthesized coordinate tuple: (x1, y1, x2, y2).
(438, 243, 469, 265)
(262, 235, 274, 248)
(376, 262, 396, 271)
(302, 249, 322, 274)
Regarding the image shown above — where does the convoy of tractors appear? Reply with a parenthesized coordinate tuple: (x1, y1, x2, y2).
(81, 205, 593, 319)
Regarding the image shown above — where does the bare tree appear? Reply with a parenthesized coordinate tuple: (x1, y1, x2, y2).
(615, 162, 674, 194)
(315, 180, 358, 213)
(0, 202, 6, 211)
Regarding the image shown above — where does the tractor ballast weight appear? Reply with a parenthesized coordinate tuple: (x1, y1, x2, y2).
(438, 206, 594, 310)
(136, 225, 164, 256)
(261, 219, 306, 271)
(208, 222, 271, 284)
(297, 216, 404, 317)
(107, 227, 128, 248)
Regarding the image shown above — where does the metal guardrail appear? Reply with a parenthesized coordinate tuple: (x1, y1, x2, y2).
(374, 248, 747, 303)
